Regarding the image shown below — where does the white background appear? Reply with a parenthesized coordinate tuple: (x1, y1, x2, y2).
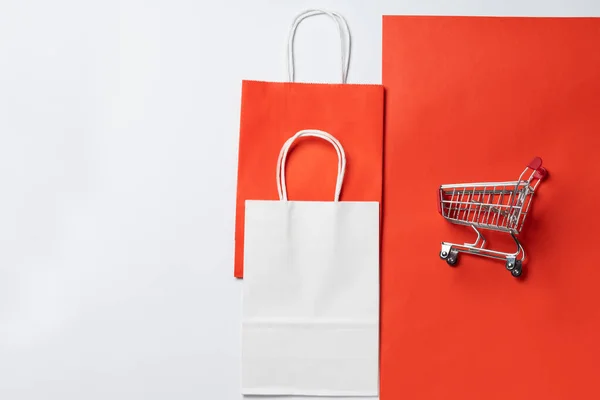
(1, 1, 598, 399)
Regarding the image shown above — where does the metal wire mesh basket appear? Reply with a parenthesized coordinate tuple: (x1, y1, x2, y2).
(438, 157, 548, 277)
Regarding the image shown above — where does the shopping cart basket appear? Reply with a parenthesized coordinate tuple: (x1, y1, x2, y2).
(438, 157, 547, 277)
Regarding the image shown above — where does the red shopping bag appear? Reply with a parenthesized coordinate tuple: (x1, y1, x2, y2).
(382, 16, 600, 400)
(234, 10, 384, 277)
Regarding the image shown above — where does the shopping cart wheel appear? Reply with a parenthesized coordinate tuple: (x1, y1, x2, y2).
(446, 250, 458, 267)
(510, 261, 523, 277)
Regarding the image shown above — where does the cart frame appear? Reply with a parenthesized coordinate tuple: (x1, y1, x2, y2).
(438, 157, 547, 277)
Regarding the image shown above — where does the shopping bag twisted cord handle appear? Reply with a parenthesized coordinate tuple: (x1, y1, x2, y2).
(276, 129, 347, 202)
(287, 9, 351, 83)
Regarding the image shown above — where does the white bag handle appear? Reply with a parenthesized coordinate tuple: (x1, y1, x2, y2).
(287, 9, 351, 83)
(276, 129, 347, 202)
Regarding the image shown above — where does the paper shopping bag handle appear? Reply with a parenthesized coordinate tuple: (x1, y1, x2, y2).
(287, 9, 351, 83)
(276, 129, 347, 202)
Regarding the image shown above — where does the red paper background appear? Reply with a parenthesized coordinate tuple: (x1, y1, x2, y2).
(382, 16, 600, 399)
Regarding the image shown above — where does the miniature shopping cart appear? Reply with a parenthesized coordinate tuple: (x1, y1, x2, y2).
(438, 157, 547, 277)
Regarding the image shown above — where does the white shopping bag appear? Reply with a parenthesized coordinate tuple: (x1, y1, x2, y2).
(242, 129, 380, 396)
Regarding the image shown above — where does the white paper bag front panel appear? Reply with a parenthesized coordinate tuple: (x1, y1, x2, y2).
(242, 200, 379, 396)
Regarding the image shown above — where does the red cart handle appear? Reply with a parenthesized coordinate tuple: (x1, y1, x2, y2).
(528, 156, 548, 180)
